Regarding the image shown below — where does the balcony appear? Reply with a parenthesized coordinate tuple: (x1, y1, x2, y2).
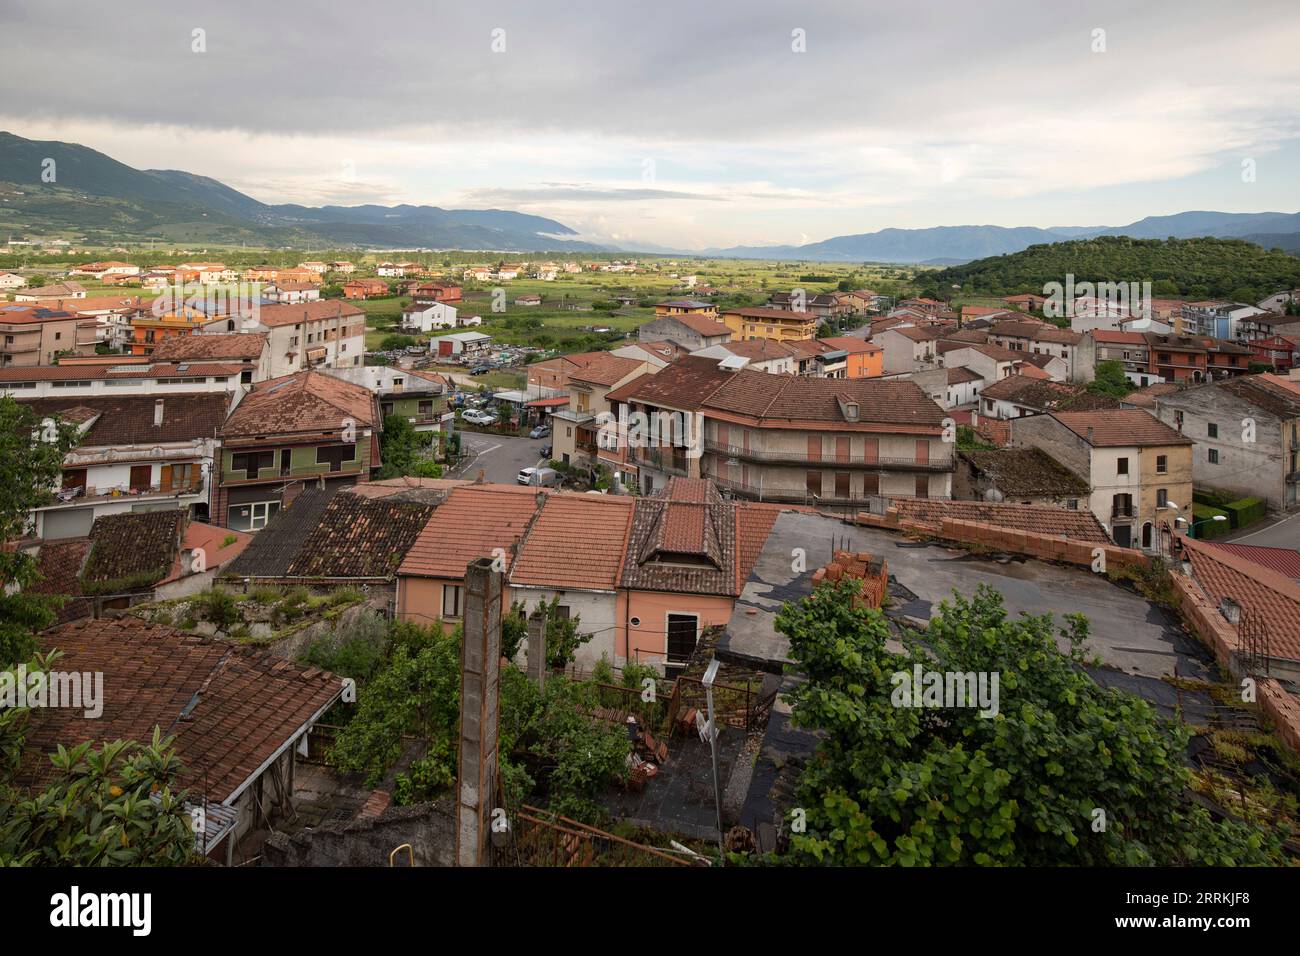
(632, 447, 694, 476)
(47, 479, 203, 507)
(708, 472, 950, 505)
(704, 440, 953, 472)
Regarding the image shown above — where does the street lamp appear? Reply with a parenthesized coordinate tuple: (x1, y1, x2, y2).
(1189, 514, 1227, 539)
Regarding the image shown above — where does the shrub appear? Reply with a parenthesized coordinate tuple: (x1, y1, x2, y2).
(1192, 503, 1232, 539)
(196, 587, 239, 628)
(1222, 497, 1265, 529)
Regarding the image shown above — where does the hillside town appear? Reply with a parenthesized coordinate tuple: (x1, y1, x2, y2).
(4, 10, 1300, 938)
(3, 245, 1300, 880)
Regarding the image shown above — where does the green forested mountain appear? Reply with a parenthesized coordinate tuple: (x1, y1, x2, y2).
(0, 131, 596, 251)
(920, 236, 1300, 302)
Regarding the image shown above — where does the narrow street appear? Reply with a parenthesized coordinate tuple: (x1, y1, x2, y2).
(450, 431, 548, 484)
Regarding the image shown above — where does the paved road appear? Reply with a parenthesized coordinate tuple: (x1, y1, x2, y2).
(1223, 510, 1300, 550)
(452, 432, 547, 484)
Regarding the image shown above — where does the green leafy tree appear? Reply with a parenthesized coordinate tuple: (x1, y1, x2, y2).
(777, 581, 1283, 865)
(1086, 359, 1133, 398)
(0, 397, 79, 666)
(0, 705, 197, 867)
(379, 414, 442, 479)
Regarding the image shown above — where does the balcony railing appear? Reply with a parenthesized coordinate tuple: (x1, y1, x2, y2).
(49, 479, 203, 506)
(632, 447, 694, 476)
(708, 472, 950, 505)
(704, 440, 953, 472)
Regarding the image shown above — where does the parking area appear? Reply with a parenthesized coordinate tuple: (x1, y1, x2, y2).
(451, 432, 547, 484)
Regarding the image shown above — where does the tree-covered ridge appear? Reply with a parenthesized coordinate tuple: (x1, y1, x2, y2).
(921, 236, 1300, 302)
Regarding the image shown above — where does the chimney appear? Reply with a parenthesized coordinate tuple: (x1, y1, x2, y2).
(153, 398, 164, 427)
(1218, 597, 1241, 625)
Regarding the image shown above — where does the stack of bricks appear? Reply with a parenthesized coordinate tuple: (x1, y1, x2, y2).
(812, 550, 889, 609)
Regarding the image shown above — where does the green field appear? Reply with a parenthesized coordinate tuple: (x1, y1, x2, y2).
(3, 248, 927, 360)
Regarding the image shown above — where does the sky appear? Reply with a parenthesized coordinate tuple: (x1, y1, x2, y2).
(2, 0, 1299, 249)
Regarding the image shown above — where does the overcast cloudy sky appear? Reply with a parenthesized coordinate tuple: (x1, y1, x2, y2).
(2, 0, 1298, 248)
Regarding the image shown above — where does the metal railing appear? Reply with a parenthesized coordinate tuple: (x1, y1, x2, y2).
(51, 479, 202, 505)
(704, 440, 953, 472)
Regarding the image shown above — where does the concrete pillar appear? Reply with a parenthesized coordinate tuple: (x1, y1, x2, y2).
(455, 557, 502, 867)
(526, 605, 548, 690)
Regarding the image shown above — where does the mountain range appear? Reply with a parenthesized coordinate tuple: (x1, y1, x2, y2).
(711, 212, 1300, 263)
(0, 131, 596, 252)
(2, 131, 1298, 261)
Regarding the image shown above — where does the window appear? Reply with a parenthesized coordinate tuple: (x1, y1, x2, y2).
(418, 400, 433, 415)
(1156, 455, 1167, 474)
(442, 584, 463, 619)
(1207, 422, 1218, 439)
(316, 443, 356, 472)
(914, 475, 929, 498)
(1208, 449, 1219, 464)
(229, 500, 280, 532)
(231, 450, 274, 479)
(806, 471, 821, 496)
(1157, 488, 1168, 508)
(1117, 457, 1129, 476)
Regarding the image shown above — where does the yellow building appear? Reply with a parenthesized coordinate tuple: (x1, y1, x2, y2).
(721, 306, 818, 342)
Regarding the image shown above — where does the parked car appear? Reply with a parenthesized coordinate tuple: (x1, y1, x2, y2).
(461, 409, 498, 426)
(517, 466, 560, 487)
(529, 424, 551, 439)
(540, 444, 552, 458)
(468, 364, 492, 375)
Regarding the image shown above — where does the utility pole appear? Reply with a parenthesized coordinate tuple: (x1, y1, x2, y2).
(702, 658, 724, 862)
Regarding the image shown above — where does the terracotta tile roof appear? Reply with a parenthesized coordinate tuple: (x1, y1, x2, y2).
(723, 306, 817, 321)
(151, 332, 268, 362)
(818, 336, 881, 354)
(714, 339, 801, 361)
(619, 356, 945, 429)
(979, 374, 1114, 412)
(1212, 374, 1300, 418)
(0, 362, 239, 382)
(734, 506, 781, 591)
(19, 392, 229, 446)
(159, 522, 250, 585)
(605, 372, 658, 404)
(989, 319, 1082, 345)
(20, 617, 345, 803)
(622, 494, 733, 596)
(510, 494, 635, 591)
(254, 300, 365, 328)
(1091, 330, 1147, 345)
(891, 498, 1111, 543)
(29, 538, 93, 623)
(1182, 536, 1300, 662)
(670, 313, 732, 337)
(567, 353, 646, 387)
(80, 511, 183, 590)
(286, 488, 442, 579)
(959, 448, 1089, 497)
(1052, 409, 1192, 446)
(1199, 542, 1300, 581)
(1122, 382, 1184, 408)
(947, 367, 984, 384)
(398, 484, 545, 579)
(221, 370, 375, 438)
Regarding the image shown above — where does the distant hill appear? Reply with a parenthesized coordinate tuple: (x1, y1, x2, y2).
(0, 131, 599, 251)
(920, 236, 1300, 302)
(712, 211, 1300, 264)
